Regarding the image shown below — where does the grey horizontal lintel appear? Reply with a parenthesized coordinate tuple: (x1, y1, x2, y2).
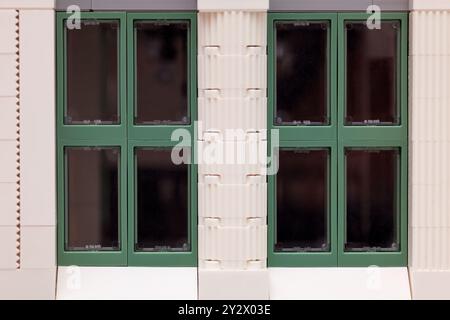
(270, 0, 410, 11)
(56, 0, 92, 11)
(91, 0, 197, 11)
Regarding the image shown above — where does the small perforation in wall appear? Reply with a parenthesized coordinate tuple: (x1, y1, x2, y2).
(14, 9, 21, 270)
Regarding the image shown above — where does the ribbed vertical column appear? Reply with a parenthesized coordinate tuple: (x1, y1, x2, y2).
(197, 1, 269, 299)
(0, 9, 20, 271)
(410, 0, 450, 299)
(0, 0, 56, 300)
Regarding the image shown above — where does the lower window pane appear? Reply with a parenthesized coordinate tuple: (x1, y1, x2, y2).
(135, 148, 189, 251)
(66, 147, 120, 251)
(345, 149, 399, 251)
(276, 149, 329, 252)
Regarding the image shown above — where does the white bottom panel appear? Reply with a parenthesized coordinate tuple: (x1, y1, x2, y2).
(199, 269, 269, 300)
(269, 268, 411, 300)
(56, 267, 197, 300)
(410, 270, 450, 299)
(0, 226, 17, 269)
(0, 268, 56, 300)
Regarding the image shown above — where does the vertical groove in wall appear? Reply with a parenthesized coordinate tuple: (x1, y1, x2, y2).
(410, 10, 450, 271)
(14, 9, 21, 269)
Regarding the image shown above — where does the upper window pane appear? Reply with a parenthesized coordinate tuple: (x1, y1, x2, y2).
(345, 21, 399, 125)
(135, 21, 189, 125)
(345, 149, 399, 251)
(66, 147, 120, 251)
(66, 20, 119, 124)
(135, 148, 189, 251)
(275, 21, 329, 125)
(276, 149, 329, 252)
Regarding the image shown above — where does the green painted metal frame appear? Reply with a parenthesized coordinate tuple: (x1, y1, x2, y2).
(56, 12, 198, 267)
(57, 12, 128, 266)
(268, 13, 338, 142)
(338, 143, 407, 266)
(267, 12, 408, 267)
(57, 141, 128, 266)
(57, 12, 128, 141)
(126, 12, 197, 142)
(338, 13, 408, 142)
(268, 13, 339, 267)
(337, 12, 408, 266)
(125, 12, 197, 266)
(127, 141, 197, 266)
(268, 143, 338, 267)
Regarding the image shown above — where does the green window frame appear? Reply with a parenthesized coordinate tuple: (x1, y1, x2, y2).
(56, 12, 197, 267)
(268, 12, 408, 267)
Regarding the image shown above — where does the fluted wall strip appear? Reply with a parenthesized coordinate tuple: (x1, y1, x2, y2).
(198, 225, 267, 262)
(198, 183, 267, 223)
(198, 97, 267, 137)
(410, 10, 450, 271)
(198, 11, 268, 270)
(14, 9, 21, 269)
(198, 12, 266, 54)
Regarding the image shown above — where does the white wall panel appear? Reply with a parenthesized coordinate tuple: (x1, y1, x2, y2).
(0, 54, 18, 97)
(0, 226, 17, 269)
(198, 96, 267, 140)
(20, 226, 55, 269)
(0, 7, 56, 300)
(199, 182, 267, 224)
(0, 1, 54, 9)
(410, 9, 450, 299)
(197, 9, 268, 299)
(199, 224, 267, 265)
(0, 8, 20, 275)
(0, 10, 18, 54)
(0, 140, 18, 183)
(198, 11, 266, 54)
(0, 97, 18, 140)
(198, 54, 267, 90)
(19, 10, 55, 227)
(0, 183, 17, 226)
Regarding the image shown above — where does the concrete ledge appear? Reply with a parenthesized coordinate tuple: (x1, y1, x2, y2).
(199, 269, 269, 299)
(269, 267, 411, 300)
(410, 270, 450, 299)
(0, 268, 56, 300)
(57, 267, 197, 300)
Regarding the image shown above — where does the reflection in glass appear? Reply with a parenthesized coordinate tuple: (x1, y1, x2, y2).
(346, 21, 399, 125)
(66, 147, 120, 251)
(135, 21, 189, 124)
(275, 21, 329, 125)
(276, 149, 329, 252)
(345, 149, 399, 251)
(135, 148, 189, 251)
(66, 20, 119, 124)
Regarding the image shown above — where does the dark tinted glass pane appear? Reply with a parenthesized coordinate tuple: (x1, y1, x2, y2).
(276, 149, 329, 252)
(66, 147, 120, 251)
(135, 21, 189, 124)
(135, 148, 189, 251)
(275, 21, 329, 125)
(346, 21, 399, 125)
(345, 149, 399, 251)
(66, 20, 119, 124)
